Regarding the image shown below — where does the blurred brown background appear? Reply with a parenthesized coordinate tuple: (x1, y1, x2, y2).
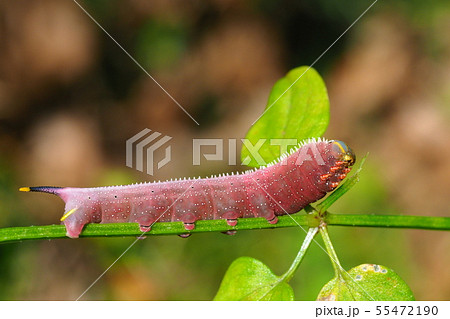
(0, 0, 449, 300)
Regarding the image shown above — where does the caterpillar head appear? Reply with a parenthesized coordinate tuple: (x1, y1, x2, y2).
(315, 140, 356, 191)
(331, 140, 356, 167)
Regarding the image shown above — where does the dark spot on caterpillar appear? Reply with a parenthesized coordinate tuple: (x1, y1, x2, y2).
(22, 139, 355, 238)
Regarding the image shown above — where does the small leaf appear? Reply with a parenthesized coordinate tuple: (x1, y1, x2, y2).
(241, 66, 329, 167)
(214, 256, 294, 301)
(317, 264, 415, 301)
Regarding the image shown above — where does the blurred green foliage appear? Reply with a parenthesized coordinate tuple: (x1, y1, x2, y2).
(135, 20, 188, 70)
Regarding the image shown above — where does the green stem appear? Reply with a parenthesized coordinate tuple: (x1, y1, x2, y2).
(0, 213, 448, 244)
(281, 227, 319, 282)
(319, 225, 342, 277)
(325, 213, 450, 230)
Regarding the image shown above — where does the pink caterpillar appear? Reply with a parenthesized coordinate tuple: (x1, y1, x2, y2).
(20, 139, 355, 238)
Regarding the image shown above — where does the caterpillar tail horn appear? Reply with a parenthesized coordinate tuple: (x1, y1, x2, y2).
(19, 186, 64, 196)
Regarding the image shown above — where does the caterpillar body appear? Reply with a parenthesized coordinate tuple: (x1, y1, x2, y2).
(20, 139, 355, 238)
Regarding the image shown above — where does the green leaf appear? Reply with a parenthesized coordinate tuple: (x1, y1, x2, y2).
(213, 256, 294, 301)
(241, 66, 330, 167)
(317, 264, 415, 301)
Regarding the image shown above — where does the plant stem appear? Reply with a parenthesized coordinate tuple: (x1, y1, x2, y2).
(319, 225, 342, 277)
(0, 213, 448, 244)
(281, 227, 319, 282)
(325, 214, 450, 230)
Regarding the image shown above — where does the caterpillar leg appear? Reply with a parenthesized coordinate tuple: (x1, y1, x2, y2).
(136, 215, 156, 232)
(267, 215, 278, 224)
(251, 203, 278, 225)
(64, 219, 87, 238)
(261, 209, 278, 225)
(139, 225, 151, 232)
(183, 223, 195, 231)
(226, 219, 237, 226)
(222, 211, 241, 227)
(61, 207, 89, 238)
(181, 212, 198, 231)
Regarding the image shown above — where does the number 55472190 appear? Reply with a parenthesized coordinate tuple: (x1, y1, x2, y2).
(375, 305, 438, 316)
